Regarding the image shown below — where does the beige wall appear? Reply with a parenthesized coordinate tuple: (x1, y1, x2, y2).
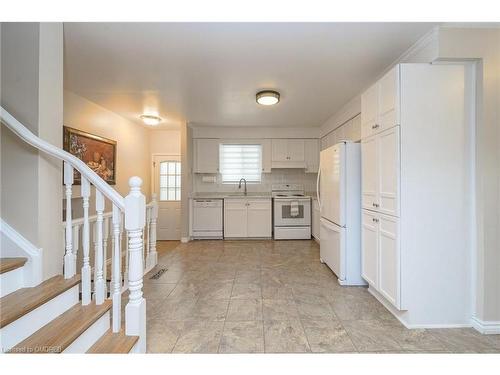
(436, 27, 500, 323)
(64, 91, 151, 201)
(1, 23, 64, 279)
(150, 129, 181, 156)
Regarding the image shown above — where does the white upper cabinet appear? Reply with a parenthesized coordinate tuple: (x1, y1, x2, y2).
(261, 139, 272, 173)
(194, 138, 219, 173)
(361, 127, 400, 217)
(304, 139, 320, 173)
(361, 65, 400, 139)
(271, 139, 306, 168)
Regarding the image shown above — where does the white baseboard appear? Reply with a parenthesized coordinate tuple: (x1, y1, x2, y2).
(180, 237, 190, 243)
(0, 218, 43, 287)
(471, 317, 500, 334)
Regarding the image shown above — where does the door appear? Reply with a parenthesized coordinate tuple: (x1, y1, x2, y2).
(320, 218, 345, 280)
(247, 199, 272, 237)
(271, 139, 288, 162)
(153, 155, 181, 240)
(287, 139, 305, 161)
(361, 135, 378, 210)
(378, 214, 400, 308)
(320, 144, 345, 226)
(194, 139, 219, 173)
(361, 83, 378, 138)
(378, 127, 400, 217)
(224, 199, 247, 238)
(361, 210, 378, 287)
(378, 65, 400, 132)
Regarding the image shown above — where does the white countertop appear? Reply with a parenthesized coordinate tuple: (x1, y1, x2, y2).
(190, 192, 272, 199)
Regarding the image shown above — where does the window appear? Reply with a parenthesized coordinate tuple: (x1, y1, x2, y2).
(159, 161, 181, 201)
(219, 144, 262, 183)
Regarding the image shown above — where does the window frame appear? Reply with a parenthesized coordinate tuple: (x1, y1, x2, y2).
(158, 160, 181, 201)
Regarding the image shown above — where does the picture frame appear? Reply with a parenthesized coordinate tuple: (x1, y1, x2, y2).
(63, 126, 117, 185)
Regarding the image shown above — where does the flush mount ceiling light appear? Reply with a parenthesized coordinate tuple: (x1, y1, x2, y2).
(256, 90, 280, 106)
(140, 114, 162, 126)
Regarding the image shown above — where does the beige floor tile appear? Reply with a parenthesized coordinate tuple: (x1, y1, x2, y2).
(219, 321, 265, 353)
(263, 299, 300, 321)
(199, 282, 234, 300)
(191, 298, 230, 321)
(143, 283, 177, 300)
(329, 293, 396, 322)
(342, 320, 403, 352)
(431, 328, 500, 353)
(147, 320, 185, 353)
(264, 320, 311, 353)
(261, 285, 294, 300)
(231, 283, 262, 299)
(294, 295, 336, 320)
(226, 299, 263, 321)
(172, 321, 225, 353)
(235, 270, 261, 284)
(302, 319, 357, 353)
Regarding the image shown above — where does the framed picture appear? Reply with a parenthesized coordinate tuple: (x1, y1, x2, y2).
(63, 126, 117, 185)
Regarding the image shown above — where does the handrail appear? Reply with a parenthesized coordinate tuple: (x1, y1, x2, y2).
(62, 211, 113, 227)
(0, 106, 125, 210)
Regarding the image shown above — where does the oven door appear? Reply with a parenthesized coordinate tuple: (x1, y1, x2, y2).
(273, 199, 311, 227)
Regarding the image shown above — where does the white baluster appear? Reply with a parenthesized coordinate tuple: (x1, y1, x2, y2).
(81, 177, 92, 305)
(149, 193, 158, 268)
(72, 224, 80, 275)
(125, 177, 146, 352)
(112, 204, 122, 332)
(64, 162, 74, 278)
(95, 190, 105, 304)
(103, 216, 110, 297)
(144, 207, 151, 271)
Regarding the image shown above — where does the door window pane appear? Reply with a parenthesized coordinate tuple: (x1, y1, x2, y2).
(159, 161, 181, 201)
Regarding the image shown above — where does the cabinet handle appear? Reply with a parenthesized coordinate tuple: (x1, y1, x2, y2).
(372, 124, 379, 129)
(372, 203, 379, 208)
(372, 218, 379, 223)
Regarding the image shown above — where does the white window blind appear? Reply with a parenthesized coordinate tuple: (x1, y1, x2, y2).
(219, 144, 262, 183)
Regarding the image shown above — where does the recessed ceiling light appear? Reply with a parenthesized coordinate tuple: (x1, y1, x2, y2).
(140, 114, 162, 126)
(256, 90, 280, 106)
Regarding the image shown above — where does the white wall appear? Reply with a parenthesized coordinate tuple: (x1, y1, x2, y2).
(64, 91, 151, 201)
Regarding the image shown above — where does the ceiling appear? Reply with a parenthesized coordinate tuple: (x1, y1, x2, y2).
(63, 23, 437, 129)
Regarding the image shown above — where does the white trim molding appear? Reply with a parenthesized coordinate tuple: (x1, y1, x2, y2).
(181, 237, 190, 243)
(0, 218, 43, 287)
(472, 317, 500, 334)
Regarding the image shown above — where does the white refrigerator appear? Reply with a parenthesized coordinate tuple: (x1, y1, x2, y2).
(317, 142, 365, 285)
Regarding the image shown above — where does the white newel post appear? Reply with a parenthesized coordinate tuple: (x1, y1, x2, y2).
(149, 193, 158, 268)
(125, 177, 146, 352)
(64, 162, 75, 278)
(81, 177, 92, 305)
(95, 190, 105, 304)
(112, 204, 122, 332)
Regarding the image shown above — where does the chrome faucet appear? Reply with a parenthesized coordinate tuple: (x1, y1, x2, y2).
(238, 178, 247, 195)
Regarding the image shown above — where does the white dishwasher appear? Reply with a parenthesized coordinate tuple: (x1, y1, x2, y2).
(192, 199, 223, 239)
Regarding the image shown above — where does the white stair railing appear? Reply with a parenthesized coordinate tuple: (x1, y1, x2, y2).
(1, 106, 154, 351)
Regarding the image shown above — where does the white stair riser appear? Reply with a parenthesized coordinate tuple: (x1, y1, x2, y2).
(0, 267, 24, 298)
(63, 311, 110, 353)
(0, 285, 79, 351)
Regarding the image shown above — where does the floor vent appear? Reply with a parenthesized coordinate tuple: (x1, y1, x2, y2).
(149, 268, 168, 280)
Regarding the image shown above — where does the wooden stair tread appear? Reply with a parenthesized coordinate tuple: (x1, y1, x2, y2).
(0, 257, 27, 274)
(9, 300, 112, 353)
(0, 274, 81, 328)
(87, 329, 138, 353)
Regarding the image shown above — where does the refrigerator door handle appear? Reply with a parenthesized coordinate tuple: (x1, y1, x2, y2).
(316, 158, 322, 211)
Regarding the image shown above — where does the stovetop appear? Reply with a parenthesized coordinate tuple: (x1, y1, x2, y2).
(271, 184, 310, 199)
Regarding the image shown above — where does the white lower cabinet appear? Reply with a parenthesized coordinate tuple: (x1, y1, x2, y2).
(224, 198, 271, 238)
(361, 209, 401, 309)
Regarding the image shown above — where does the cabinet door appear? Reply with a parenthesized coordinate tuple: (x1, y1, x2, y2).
(378, 214, 400, 309)
(287, 139, 305, 161)
(261, 139, 272, 173)
(247, 199, 272, 237)
(361, 210, 378, 287)
(361, 135, 378, 210)
(378, 127, 400, 217)
(271, 139, 288, 162)
(361, 83, 378, 139)
(194, 139, 219, 173)
(378, 65, 400, 132)
(224, 199, 247, 237)
(304, 139, 319, 173)
(350, 114, 361, 142)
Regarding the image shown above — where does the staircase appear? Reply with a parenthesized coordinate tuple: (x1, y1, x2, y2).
(0, 106, 158, 354)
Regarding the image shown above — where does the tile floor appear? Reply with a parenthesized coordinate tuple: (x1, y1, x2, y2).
(142, 240, 500, 354)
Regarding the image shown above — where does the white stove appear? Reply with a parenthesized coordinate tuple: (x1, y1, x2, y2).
(272, 184, 311, 240)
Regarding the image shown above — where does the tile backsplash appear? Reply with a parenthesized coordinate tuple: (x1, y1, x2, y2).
(193, 169, 318, 194)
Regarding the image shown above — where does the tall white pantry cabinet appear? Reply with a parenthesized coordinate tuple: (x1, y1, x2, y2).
(360, 64, 472, 327)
